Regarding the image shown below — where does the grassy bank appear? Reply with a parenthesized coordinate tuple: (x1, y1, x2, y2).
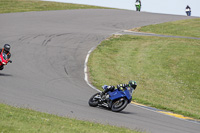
(135, 18, 200, 38)
(0, 0, 108, 13)
(88, 35, 200, 119)
(0, 103, 140, 133)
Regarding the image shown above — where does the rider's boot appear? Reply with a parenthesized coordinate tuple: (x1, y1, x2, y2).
(100, 91, 105, 97)
(0, 65, 4, 70)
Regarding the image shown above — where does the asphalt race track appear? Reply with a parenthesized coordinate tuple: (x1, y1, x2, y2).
(0, 9, 199, 133)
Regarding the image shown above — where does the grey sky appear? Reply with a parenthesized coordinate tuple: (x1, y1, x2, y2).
(43, 0, 200, 17)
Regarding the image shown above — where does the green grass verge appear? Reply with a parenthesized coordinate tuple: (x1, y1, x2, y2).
(0, 0, 109, 13)
(0, 103, 141, 133)
(136, 18, 200, 38)
(88, 35, 200, 119)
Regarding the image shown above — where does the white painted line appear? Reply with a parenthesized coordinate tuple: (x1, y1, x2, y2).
(84, 47, 101, 92)
(123, 30, 134, 33)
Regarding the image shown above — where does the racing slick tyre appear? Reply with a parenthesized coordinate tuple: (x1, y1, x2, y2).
(111, 98, 128, 112)
(88, 92, 101, 107)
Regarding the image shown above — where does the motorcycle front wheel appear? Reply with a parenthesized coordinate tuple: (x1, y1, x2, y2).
(111, 98, 128, 112)
(88, 92, 101, 107)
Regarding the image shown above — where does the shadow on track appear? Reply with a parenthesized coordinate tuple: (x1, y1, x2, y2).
(96, 106, 136, 115)
(0, 73, 12, 76)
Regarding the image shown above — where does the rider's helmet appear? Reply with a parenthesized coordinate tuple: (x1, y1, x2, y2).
(128, 80, 137, 89)
(4, 44, 11, 52)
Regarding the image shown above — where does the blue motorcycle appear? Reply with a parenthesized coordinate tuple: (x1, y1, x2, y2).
(88, 85, 134, 112)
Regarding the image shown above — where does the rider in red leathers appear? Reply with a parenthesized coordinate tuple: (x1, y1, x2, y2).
(0, 44, 12, 70)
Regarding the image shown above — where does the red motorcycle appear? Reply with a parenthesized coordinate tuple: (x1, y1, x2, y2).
(0, 51, 12, 70)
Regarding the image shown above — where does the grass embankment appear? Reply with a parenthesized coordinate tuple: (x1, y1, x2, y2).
(0, 0, 108, 13)
(0, 103, 140, 133)
(136, 18, 200, 38)
(88, 23, 200, 119)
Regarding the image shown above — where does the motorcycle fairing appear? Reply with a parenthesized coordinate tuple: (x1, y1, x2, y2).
(108, 88, 132, 103)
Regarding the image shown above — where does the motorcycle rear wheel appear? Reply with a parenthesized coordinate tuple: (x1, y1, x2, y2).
(111, 98, 128, 112)
(88, 92, 101, 107)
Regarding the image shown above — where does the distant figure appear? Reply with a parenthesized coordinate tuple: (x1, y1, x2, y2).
(185, 5, 191, 16)
(135, 0, 141, 12)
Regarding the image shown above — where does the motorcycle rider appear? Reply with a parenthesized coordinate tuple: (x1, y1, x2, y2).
(0, 44, 12, 70)
(101, 80, 137, 98)
(185, 5, 191, 16)
(135, 0, 141, 11)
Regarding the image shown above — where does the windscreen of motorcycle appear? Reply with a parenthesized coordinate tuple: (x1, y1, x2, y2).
(127, 87, 134, 95)
(3, 53, 8, 60)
